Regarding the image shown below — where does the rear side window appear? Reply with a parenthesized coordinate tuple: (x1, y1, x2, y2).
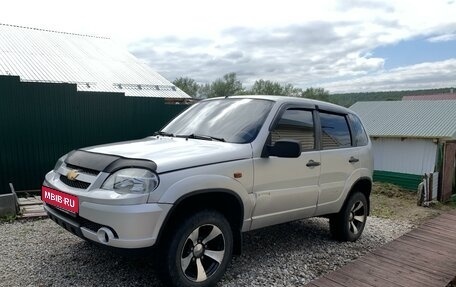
(271, 109, 315, 151)
(319, 112, 351, 149)
(348, 114, 369, 146)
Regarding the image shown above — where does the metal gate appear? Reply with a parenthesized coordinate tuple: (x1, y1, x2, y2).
(0, 75, 188, 193)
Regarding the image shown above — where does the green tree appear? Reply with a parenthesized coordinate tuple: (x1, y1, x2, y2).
(172, 77, 199, 98)
(283, 83, 302, 97)
(249, 80, 303, 96)
(208, 73, 244, 98)
(301, 87, 330, 102)
(196, 83, 212, 99)
(250, 79, 284, 95)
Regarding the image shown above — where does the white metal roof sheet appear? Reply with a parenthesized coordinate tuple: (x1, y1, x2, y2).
(350, 100, 456, 139)
(402, 93, 456, 101)
(0, 24, 189, 98)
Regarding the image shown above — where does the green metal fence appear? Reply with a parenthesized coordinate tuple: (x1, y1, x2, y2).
(0, 75, 188, 194)
(373, 170, 422, 190)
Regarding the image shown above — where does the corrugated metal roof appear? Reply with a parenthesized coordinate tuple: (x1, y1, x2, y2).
(0, 23, 189, 98)
(402, 93, 456, 101)
(350, 100, 456, 139)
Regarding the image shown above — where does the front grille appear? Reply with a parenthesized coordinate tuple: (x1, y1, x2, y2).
(65, 163, 100, 176)
(60, 175, 90, 189)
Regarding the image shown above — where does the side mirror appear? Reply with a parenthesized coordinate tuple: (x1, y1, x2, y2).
(267, 140, 301, 158)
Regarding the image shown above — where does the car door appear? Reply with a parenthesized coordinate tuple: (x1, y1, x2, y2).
(251, 108, 321, 230)
(316, 111, 360, 215)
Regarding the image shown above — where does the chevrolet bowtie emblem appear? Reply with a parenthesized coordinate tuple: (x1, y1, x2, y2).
(66, 169, 79, 181)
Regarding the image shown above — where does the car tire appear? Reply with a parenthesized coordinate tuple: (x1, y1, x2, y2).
(329, 191, 368, 242)
(160, 210, 233, 287)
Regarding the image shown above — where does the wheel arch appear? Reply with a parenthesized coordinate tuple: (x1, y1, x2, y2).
(157, 189, 244, 255)
(346, 177, 372, 215)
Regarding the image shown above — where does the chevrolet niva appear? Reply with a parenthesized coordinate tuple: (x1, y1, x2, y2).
(43, 95, 373, 287)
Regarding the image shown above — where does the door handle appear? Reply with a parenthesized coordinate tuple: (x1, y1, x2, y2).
(349, 156, 359, 163)
(306, 160, 321, 167)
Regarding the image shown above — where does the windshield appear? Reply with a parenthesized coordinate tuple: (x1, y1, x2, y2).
(162, 98, 274, 143)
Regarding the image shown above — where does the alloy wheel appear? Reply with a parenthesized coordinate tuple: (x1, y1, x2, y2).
(348, 200, 366, 235)
(180, 224, 226, 282)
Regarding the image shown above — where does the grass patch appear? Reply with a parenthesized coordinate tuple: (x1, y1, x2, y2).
(373, 182, 416, 199)
(0, 213, 17, 223)
(371, 182, 456, 224)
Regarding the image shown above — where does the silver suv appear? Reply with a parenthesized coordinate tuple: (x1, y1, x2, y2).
(43, 96, 373, 287)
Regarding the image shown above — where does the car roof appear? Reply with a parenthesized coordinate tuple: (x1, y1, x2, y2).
(204, 95, 353, 115)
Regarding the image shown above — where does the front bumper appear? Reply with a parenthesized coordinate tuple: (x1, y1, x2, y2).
(44, 199, 172, 249)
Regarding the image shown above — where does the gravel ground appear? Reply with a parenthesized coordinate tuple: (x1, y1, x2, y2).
(0, 216, 413, 287)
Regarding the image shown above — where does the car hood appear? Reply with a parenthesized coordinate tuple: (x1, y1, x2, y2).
(83, 136, 253, 173)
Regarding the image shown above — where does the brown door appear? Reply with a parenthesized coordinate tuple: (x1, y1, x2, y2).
(441, 141, 456, 201)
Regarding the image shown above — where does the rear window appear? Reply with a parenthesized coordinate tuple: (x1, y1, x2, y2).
(348, 114, 369, 146)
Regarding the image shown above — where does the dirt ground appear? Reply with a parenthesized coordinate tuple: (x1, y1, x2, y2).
(371, 182, 456, 225)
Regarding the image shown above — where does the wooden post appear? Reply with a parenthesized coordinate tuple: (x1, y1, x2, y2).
(440, 141, 456, 202)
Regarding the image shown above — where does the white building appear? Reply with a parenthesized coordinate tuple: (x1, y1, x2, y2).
(350, 100, 456, 199)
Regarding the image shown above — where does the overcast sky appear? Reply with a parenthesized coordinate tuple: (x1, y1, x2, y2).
(2, 0, 456, 93)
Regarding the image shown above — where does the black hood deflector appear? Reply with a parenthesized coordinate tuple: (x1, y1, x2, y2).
(65, 150, 157, 173)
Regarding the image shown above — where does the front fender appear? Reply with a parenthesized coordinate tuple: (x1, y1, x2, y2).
(158, 174, 254, 227)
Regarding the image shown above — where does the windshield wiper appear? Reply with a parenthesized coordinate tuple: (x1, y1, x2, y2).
(208, 135, 225, 142)
(176, 133, 225, 142)
(153, 131, 174, 137)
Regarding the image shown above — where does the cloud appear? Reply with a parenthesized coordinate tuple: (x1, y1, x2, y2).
(130, 21, 387, 86)
(336, 0, 395, 12)
(1, 0, 455, 95)
(127, 0, 456, 92)
(323, 59, 456, 92)
(427, 33, 456, 42)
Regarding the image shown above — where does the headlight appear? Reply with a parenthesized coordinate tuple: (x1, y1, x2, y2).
(101, 168, 159, 194)
(54, 154, 68, 171)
